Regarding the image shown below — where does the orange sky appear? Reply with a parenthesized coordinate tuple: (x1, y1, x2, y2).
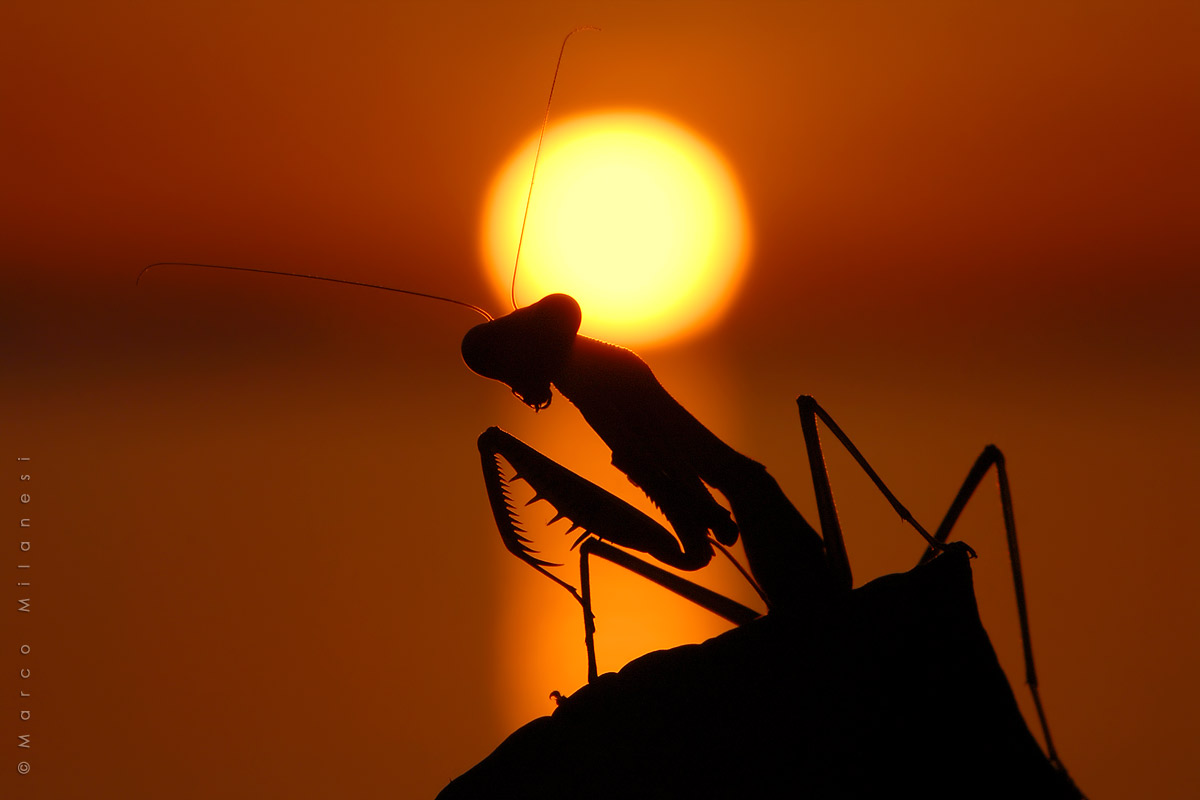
(3, 2, 1198, 798)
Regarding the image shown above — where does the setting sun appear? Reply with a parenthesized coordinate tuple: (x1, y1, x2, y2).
(481, 110, 751, 347)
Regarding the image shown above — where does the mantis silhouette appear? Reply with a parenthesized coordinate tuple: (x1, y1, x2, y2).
(450, 35, 1080, 795)
(458, 291, 1072, 778)
(141, 31, 1085, 798)
(139, 259, 1084, 796)
(441, 267, 1088, 800)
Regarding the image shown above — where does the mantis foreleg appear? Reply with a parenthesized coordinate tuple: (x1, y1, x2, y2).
(478, 426, 760, 679)
(578, 539, 758, 681)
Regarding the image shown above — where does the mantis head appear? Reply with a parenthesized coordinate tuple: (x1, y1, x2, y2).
(461, 293, 582, 410)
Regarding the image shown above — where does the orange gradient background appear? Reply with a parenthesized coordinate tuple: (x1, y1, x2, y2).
(3, 2, 1198, 799)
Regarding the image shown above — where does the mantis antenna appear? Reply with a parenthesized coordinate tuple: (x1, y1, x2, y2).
(136, 262, 495, 321)
(140, 28, 600, 322)
(509, 25, 600, 312)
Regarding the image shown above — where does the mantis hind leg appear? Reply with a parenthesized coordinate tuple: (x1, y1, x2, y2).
(794, 396, 1076, 785)
(793, 395, 974, 588)
(918, 444, 1068, 774)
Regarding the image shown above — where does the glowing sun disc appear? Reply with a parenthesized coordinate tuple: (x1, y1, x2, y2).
(481, 110, 751, 347)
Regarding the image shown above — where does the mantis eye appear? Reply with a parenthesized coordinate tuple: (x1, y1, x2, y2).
(461, 293, 582, 410)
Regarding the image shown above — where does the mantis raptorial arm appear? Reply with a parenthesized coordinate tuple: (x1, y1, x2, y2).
(478, 427, 735, 575)
(478, 426, 760, 680)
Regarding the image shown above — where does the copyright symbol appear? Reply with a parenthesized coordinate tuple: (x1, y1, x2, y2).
(17, 761, 31, 774)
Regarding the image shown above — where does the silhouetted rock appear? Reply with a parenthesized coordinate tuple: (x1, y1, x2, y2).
(438, 549, 1082, 799)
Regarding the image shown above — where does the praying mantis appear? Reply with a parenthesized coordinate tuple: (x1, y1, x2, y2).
(141, 32, 1087, 799)
(140, 258, 1086, 797)
(453, 292, 1086, 798)
(450, 35, 1084, 794)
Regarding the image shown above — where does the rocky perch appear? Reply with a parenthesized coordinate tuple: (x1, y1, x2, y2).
(438, 548, 1082, 799)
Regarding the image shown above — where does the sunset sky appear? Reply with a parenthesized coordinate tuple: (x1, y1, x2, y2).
(3, 2, 1198, 798)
